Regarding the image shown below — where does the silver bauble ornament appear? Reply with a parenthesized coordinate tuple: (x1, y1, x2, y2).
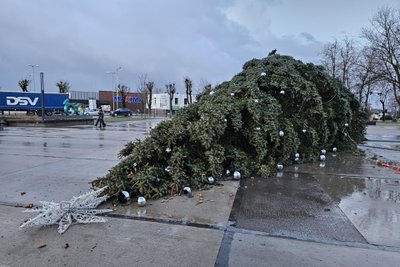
(321, 149, 326, 155)
(260, 72, 266, 76)
(166, 148, 172, 153)
(224, 118, 227, 122)
(302, 129, 307, 133)
(137, 196, 146, 206)
(319, 162, 326, 168)
(225, 170, 231, 176)
(118, 191, 130, 203)
(207, 176, 215, 184)
(333, 147, 337, 153)
(230, 92, 235, 96)
(294, 157, 299, 162)
(295, 153, 300, 158)
(183, 187, 193, 198)
(344, 123, 349, 127)
(279, 130, 285, 137)
(255, 127, 261, 131)
(209, 91, 214, 95)
(133, 162, 137, 167)
(320, 155, 326, 161)
(233, 171, 241, 180)
(280, 90, 285, 95)
(165, 166, 171, 172)
(277, 163, 284, 170)
(254, 99, 259, 103)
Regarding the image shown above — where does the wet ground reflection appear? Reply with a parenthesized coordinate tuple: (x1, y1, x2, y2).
(298, 154, 400, 247)
(231, 152, 400, 246)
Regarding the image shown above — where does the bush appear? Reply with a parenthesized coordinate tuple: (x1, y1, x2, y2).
(92, 54, 368, 199)
(382, 115, 393, 121)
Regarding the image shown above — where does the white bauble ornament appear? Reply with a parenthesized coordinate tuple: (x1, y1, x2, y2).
(137, 196, 146, 206)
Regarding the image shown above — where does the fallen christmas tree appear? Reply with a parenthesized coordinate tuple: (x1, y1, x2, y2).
(92, 54, 368, 199)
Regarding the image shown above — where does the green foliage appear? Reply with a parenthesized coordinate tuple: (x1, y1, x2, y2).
(19, 79, 30, 92)
(92, 55, 368, 199)
(56, 80, 70, 94)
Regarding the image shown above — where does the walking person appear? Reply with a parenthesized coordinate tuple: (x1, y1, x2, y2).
(95, 106, 106, 128)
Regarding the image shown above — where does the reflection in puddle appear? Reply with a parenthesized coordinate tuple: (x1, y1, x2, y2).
(313, 159, 400, 247)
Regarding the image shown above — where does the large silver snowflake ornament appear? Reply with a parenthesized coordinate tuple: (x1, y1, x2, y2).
(20, 187, 112, 234)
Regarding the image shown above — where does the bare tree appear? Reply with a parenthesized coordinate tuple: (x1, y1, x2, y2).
(56, 81, 70, 94)
(339, 37, 358, 90)
(354, 46, 383, 108)
(18, 79, 30, 92)
(376, 81, 391, 121)
(321, 38, 358, 90)
(145, 81, 154, 115)
(197, 78, 212, 95)
(117, 84, 129, 108)
(184, 77, 193, 104)
(137, 74, 147, 114)
(362, 7, 400, 106)
(165, 83, 176, 118)
(321, 40, 340, 79)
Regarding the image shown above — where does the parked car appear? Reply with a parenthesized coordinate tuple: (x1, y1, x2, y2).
(84, 108, 99, 116)
(110, 108, 133, 117)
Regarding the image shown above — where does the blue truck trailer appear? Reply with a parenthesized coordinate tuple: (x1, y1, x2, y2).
(0, 92, 69, 116)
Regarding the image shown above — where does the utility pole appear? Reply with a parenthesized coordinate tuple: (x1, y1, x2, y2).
(115, 67, 122, 109)
(28, 64, 39, 92)
(107, 71, 116, 110)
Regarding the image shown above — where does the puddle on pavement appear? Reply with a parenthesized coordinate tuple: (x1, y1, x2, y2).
(230, 152, 400, 246)
(294, 153, 400, 247)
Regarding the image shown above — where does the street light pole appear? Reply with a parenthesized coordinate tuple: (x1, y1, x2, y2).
(28, 64, 39, 92)
(107, 71, 116, 110)
(115, 67, 122, 109)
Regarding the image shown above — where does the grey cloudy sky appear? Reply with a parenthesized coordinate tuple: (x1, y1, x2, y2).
(1, 0, 399, 93)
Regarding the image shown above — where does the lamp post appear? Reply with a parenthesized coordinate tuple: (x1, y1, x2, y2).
(107, 71, 116, 110)
(28, 64, 39, 92)
(115, 67, 122, 109)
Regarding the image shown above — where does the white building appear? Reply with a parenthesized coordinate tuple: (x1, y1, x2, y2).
(150, 93, 196, 115)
